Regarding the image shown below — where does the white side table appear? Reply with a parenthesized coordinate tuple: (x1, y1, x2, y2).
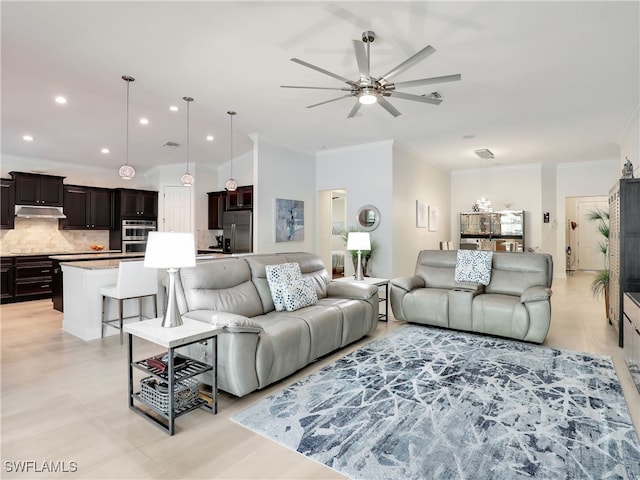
(335, 276, 390, 322)
(124, 318, 223, 435)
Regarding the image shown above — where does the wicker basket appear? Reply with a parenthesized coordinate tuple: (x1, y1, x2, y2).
(139, 376, 199, 413)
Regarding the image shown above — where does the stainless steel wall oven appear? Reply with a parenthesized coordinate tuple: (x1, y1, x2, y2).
(121, 219, 156, 253)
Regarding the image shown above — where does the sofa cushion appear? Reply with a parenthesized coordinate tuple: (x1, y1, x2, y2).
(265, 262, 302, 312)
(282, 276, 318, 312)
(455, 249, 493, 285)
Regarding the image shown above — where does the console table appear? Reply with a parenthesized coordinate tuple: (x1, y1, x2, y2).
(124, 318, 223, 435)
(336, 276, 389, 321)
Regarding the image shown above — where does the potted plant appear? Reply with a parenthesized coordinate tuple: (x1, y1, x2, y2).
(342, 227, 378, 277)
(586, 208, 610, 317)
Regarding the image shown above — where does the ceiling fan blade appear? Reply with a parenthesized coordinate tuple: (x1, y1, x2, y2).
(377, 97, 402, 117)
(389, 91, 443, 105)
(352, 40, 370, 81)
(281, 85, 353, 91)
(393, 74, 462, 89)
(380, 45, 436, 82)
(291, 58, 356, 86)
(347, 101, 361, 118)
(306, 94, 353, 109)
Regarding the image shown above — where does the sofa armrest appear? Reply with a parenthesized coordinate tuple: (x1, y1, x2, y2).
(182, 310, 264, 334)
(390, 276, 425, 293)
(521, 286, 552, 303)
(327, 281, 378, 300)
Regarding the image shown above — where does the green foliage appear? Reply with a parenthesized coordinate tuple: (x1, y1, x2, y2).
(587, 208, 609, 298)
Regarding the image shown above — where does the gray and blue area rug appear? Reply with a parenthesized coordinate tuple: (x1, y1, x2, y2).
(233, 325, 640, 479)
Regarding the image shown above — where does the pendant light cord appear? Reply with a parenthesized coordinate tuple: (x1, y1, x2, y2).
(186, 98, 190, 173)
(125, 80, 130, 167)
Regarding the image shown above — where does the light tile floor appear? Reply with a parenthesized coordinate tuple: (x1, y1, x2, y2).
(1, 271, 638, 479)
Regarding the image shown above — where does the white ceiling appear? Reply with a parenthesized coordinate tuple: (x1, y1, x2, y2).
(2, 1, 638, 175)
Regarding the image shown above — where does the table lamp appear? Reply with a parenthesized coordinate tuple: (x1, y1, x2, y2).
(347, 232, 371, 281)
(144, 232, 196, 328)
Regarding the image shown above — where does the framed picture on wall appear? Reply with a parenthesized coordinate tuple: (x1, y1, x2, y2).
(416, 200, 428, 228)
(275, 198, 304, 242)
(429, 206, 439, 232)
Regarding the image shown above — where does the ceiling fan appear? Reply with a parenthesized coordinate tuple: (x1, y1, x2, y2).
(281, 31, 462, 118)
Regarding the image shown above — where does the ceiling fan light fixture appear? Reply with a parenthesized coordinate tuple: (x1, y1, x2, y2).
(359, 88, 378, 105)
(119, 75, 136, 180)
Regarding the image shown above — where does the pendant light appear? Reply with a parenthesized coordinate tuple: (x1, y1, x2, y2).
(181, 96, 195, 186)
(118, 75, 136, 180)
(225, 110, 238, 191)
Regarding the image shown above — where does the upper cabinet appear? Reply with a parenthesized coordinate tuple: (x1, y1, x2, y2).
(61, 185, 112, 230)
(10, 171, 64, 206)
(226, 185, 253, 211)
(207, 191, 226, 230)
(114, 188, 158, 219)
(1, 179, 15, 230)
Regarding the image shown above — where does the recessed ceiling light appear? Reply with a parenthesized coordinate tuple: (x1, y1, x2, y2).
(169, 105, 179, 112)
(101, 148, 110, 154)
(54, 96, 67, 104)
(139, 118, 149, 125)
(206, 135, 214, 141)
(23, 135, 34, 142)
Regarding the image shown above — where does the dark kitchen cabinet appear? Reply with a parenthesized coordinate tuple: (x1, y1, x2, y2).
(1, 179, 15, 230)
(10, 171, 64, 206)
(207, 191, 226, 229)
(14, 255, 53, 301)
(226, 185, 253, 210)
(609, 178, 640, 347)
(61, 185, 112, 230)
(115, 189, 158, 218)
(1, 257, 15, 303)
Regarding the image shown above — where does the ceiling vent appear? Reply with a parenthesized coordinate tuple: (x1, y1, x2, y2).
(163, 141, 180, 147)
(474, 148, 494, 159)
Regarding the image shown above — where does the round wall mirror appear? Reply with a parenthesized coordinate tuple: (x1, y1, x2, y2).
(356, 205, 380, 231)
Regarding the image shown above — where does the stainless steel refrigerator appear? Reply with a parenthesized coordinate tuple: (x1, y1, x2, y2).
(223, 210, 252, 253)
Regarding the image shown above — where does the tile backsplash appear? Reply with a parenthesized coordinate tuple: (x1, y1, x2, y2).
(0, 218, 109, 254)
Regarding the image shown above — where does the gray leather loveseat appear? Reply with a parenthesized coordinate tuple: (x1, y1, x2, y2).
(174, 252, 378, 397)
(390, 250, 553, 343)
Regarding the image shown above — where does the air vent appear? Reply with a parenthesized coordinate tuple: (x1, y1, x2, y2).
(163, 141, 180, 147)
(474, 149, 494, 159)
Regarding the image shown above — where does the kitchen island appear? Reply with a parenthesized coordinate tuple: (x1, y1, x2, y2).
(59, 254, 228, 341)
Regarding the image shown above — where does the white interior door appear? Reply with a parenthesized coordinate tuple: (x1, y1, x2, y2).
(163, 186, 192, 233)
(576, 199, 608, 271)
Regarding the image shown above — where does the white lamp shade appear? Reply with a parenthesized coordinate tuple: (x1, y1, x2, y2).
(347, 232, 371, 251)
(144, 232, 196, 269)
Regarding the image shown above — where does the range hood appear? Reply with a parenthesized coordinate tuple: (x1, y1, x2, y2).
(15, 205, 67, 219)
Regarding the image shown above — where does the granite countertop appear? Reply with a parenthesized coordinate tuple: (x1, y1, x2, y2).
(197, 248, 225, 253)
(50, 252, 143, 261)
(1, 249, 121, 258)
(626, 292, 640, 307)
(60, 253, 228, 270)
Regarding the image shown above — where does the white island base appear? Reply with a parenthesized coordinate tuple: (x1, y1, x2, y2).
(61, 261, 159, 341)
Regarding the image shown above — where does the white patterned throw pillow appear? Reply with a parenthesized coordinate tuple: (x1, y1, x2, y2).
(455, 249, 494, 285)
(266, 263, 302, 312)
(282, 277, 318, 312)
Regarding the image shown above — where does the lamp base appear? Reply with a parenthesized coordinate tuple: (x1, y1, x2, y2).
(355, 250, 364, 281)
(161, 268, 183, 328)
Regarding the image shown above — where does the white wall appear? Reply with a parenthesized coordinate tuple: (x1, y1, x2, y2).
(620, 105, 639, 177)
(451, 163, 543, 252)
(1, 154, 157, 190)
(555, 159, 620, 277)
(316, 140, 394, 278)
(216, 150, 254, 190)
(392, 145, 451, 278)
(252, 135, 315, 254)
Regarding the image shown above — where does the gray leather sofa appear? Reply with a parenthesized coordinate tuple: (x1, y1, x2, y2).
(174, 252, 379, 397)
(390, 250, 553, 343)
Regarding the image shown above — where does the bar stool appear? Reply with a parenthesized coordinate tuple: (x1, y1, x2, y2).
(100, 260, 158, 344)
